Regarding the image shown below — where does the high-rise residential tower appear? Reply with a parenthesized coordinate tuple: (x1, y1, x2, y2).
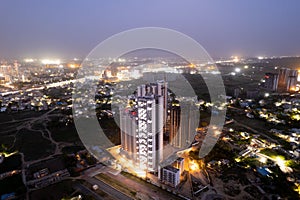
(120, 80, 167, 172)
(264, 73, 279, 91)
(169, 101, 198, 149)
(278, 68, 298, 92)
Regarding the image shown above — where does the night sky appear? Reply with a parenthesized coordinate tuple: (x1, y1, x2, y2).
(1, 0, 300, 59)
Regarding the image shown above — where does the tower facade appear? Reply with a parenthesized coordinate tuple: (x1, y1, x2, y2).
(287, 75, 297, 91)
(264, 73, 279, 91)
(278, 68, 290, 90)
(120, 107, 137, 159)
(120, 80, 167, 172)
(136, 96, 164, 171)
(278, 68, 298, 92)
(169, 101, 198, 149)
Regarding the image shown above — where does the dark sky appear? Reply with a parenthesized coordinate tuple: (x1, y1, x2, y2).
(1, 0, 300, 59)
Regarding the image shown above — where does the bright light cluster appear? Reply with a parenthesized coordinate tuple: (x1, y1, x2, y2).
(41, 59, 61, 65)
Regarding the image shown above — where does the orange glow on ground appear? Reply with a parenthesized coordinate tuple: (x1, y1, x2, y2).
(107, 146, 147, 179)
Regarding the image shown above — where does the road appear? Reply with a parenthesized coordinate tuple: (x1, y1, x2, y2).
(0, 79, 79, 96)
(83, 176, 132, 200)
(74, 183, 105, 200)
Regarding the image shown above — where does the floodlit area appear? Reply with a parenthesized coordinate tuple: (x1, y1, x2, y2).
(189, 160, 199, 171)
(274, 156, 293, 174)
(106, 146, 147, 179)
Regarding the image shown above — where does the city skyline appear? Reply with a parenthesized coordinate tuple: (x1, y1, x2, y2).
(1, 1, 300, 59)
(0, 53, 299, 199)
(1, 1, 300, 199)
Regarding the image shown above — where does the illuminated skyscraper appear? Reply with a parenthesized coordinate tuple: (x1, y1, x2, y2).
(135, 95, 164, 171)
(120, 81, 167, 172)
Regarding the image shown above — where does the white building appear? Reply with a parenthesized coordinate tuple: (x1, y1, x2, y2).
(120, 81, 167, 172)
(136, 95, 164, 171)
(161, 165, 180, 187)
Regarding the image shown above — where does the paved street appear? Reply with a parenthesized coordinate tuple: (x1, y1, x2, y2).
(84, 176, 132, 200)
(74, 183, 105, 200)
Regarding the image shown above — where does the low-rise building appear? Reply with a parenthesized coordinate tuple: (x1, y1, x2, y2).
(160, 165, 180, 187)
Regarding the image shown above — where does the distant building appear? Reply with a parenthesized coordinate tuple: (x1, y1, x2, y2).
(289, 69, 298, 78)
(233, 88, 241, 98)
(169, 101, 198, 149)
(278, 68, 290, 90)
(287, 75, 297, 91)
(278, 68, 298, 92)
(264, 73, 279, 91)
(246, 90, 259, 99)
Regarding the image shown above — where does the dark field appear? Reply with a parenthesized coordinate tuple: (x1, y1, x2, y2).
(0, 174, 26, 196)
(0, 154, 21, 174)
(14, 129, 55, 161)
(29, 180, 78, 200)
(48, 123, 80, 143)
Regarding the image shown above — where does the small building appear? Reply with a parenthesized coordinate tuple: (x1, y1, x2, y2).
(26, 157, 70, 189)
(160, 165, 180, 187)
(256, 167, 272, 177)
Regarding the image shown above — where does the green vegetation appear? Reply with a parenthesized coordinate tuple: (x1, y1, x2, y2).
(236, 138, 251, 146)
(286, 160, 300, 171)
(268, 166, 299, 199)
(219, 167, 249, 185)
(204, 140, 236, 162)
(260, 148, 286, 159)
(239, 157, 260, 169)
(99, 118, 120, 145)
